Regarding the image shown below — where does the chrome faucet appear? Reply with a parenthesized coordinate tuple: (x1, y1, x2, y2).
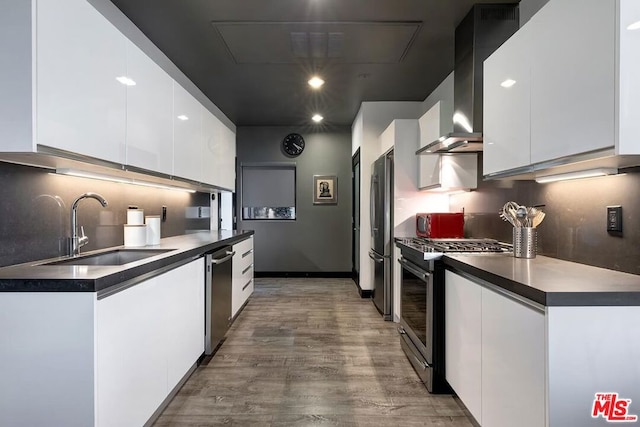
(69, 192, 108, 256)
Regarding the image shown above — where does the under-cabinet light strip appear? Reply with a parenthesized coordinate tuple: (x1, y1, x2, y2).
(56, 168, 196, 193)
(534, 168, 617, 184)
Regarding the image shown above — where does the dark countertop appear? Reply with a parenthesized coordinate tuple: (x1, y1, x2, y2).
(0, 230, 253, 294)
(443, 253, 640, 307)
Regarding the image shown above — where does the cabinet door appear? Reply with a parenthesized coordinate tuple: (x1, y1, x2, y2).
(96, 276, 167, 427)
(126, 41, 174, 174)
(530, 0, 615, 164)
(379, 122, 395, 155)
(445, 271, 482, 424)
(618, 0, 640, 154)
(219, 124, 237, 191)
(418, 155, 442, 189)
(201, 108, 221, 187)
(418, 101, 441, 149)
(173, 83, 203, 182)
(481, 287, 545, 427)
(483, 23, 531, 176)
(36, 0, 126, 164)
(164, 259, 205, 391)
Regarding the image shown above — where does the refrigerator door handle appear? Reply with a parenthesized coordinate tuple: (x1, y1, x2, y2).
(369, 250, 384, 263)
(370, 175, 378, 236)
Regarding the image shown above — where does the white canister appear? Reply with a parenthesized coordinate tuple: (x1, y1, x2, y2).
(124, 224, 147, 247)
(145, 215, 161, 245)
(127, 208, 144, 225)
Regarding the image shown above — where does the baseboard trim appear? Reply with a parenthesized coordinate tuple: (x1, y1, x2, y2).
(255, 271, 353, 278)
(355, 281, 373, 299)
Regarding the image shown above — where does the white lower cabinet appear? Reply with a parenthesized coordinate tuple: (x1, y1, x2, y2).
(164, 259, 205, 391)
(445, 270, 483, 423)
(445, 270, 545, 427)
(481, 286, 545, 427)
(96, 275, 167, 427)
(96, 258, 204, 427)
(232, 236, 254, 318)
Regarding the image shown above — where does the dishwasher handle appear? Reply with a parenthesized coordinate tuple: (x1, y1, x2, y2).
(211, 250, 235, 265)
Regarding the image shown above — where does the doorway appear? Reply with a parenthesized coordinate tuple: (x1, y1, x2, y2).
(352, 149, 360, 285)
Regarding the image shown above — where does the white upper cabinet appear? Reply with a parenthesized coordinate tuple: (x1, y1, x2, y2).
(219, 124, 237, 191)
(419, 154, 477, 191)
(36, 0, 127, 164)
(618, 0, 640, 154)
(418, 103, 477, 190)
(173, 83, 203, 182)
(483, 23, 532, 176)
(418, 101, 444, 149)
(483, 0, 640, 178)
(202, 108, 236, 191)
(0, 0, 236, 190)
(201, 108, 221, 188)
(529, 0, 615, 164)
(125, 41, 174, 175)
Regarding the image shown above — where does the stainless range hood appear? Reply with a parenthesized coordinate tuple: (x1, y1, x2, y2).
(417, 4, 519, 154)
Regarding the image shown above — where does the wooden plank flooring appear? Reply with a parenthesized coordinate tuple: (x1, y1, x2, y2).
(154, 278, 473, 426)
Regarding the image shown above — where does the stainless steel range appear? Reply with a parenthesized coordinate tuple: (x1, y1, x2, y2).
(396, 238, 511, 393)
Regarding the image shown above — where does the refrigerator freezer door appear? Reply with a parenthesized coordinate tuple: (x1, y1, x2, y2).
(369, 250, 392, 320)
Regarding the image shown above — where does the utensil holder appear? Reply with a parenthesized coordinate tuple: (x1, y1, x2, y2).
(513, 227, 537, 259)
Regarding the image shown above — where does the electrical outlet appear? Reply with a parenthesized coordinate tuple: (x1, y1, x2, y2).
(607, 205, 622, 233)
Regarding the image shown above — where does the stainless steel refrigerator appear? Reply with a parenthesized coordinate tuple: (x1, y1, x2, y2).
(369, 151, 393, 320)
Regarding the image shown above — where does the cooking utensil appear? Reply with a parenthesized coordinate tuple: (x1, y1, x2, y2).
(532, 211, 545, 228)
(501, 201, 520, 227)
(516, 206, 528, 227)
(499, 209, 517, 227)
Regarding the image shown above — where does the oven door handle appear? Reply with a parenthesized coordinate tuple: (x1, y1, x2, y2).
(369, 251, 384, 263)
(399, 258, 430, 281)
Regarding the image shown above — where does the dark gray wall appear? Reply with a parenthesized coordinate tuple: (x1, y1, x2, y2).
(0, 162, 210, 267)
(519, 0, 550, 26)
(450, 155, 640, 275)
(237, 126, 352, 273)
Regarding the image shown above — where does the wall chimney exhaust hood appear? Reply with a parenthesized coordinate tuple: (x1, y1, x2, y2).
(417, 4, 519, 155)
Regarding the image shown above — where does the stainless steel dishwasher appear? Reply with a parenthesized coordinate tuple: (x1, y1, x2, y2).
(204, 246, 234, 354)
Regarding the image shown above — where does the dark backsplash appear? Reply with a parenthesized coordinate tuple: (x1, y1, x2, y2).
(450, 156, 640, 275)
(0, 162, 210, 267)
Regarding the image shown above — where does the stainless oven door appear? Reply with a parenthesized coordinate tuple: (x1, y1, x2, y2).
(398, 256, 434, 388)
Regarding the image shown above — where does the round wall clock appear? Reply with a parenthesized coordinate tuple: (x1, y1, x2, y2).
(282, 133, 305, 156)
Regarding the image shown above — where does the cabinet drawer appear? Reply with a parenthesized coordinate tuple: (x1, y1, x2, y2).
(240, 276, 254, 301)
(233, 237, 254, 273)
(233, 236, 253, 257)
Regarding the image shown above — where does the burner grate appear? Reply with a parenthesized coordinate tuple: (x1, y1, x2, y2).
(401, 238, 511, 253)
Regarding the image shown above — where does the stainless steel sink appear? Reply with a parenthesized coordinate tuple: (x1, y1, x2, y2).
(43, 249, 175, 266)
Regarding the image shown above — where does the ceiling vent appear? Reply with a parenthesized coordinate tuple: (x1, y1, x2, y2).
(212, 21, 421, 64)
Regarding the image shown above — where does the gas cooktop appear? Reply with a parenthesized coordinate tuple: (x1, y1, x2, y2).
(399, 237, 512, 260)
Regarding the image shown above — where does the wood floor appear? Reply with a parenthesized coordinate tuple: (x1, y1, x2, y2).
(153, 278, 474, 426)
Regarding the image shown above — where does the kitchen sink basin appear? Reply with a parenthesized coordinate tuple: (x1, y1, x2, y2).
(43, 249, 175, 266)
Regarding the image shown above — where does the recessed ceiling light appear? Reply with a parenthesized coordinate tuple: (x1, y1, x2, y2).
(308, 76, 325, 89)
(627, 20, 640, 30)
(116, 76, 136, 86)
(501, 79, 517, 88)
(177, 115, 189, 121)
(312, 114, 323, 123)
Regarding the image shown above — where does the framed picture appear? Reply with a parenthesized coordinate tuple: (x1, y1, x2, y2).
(313, 175, 337, 204)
